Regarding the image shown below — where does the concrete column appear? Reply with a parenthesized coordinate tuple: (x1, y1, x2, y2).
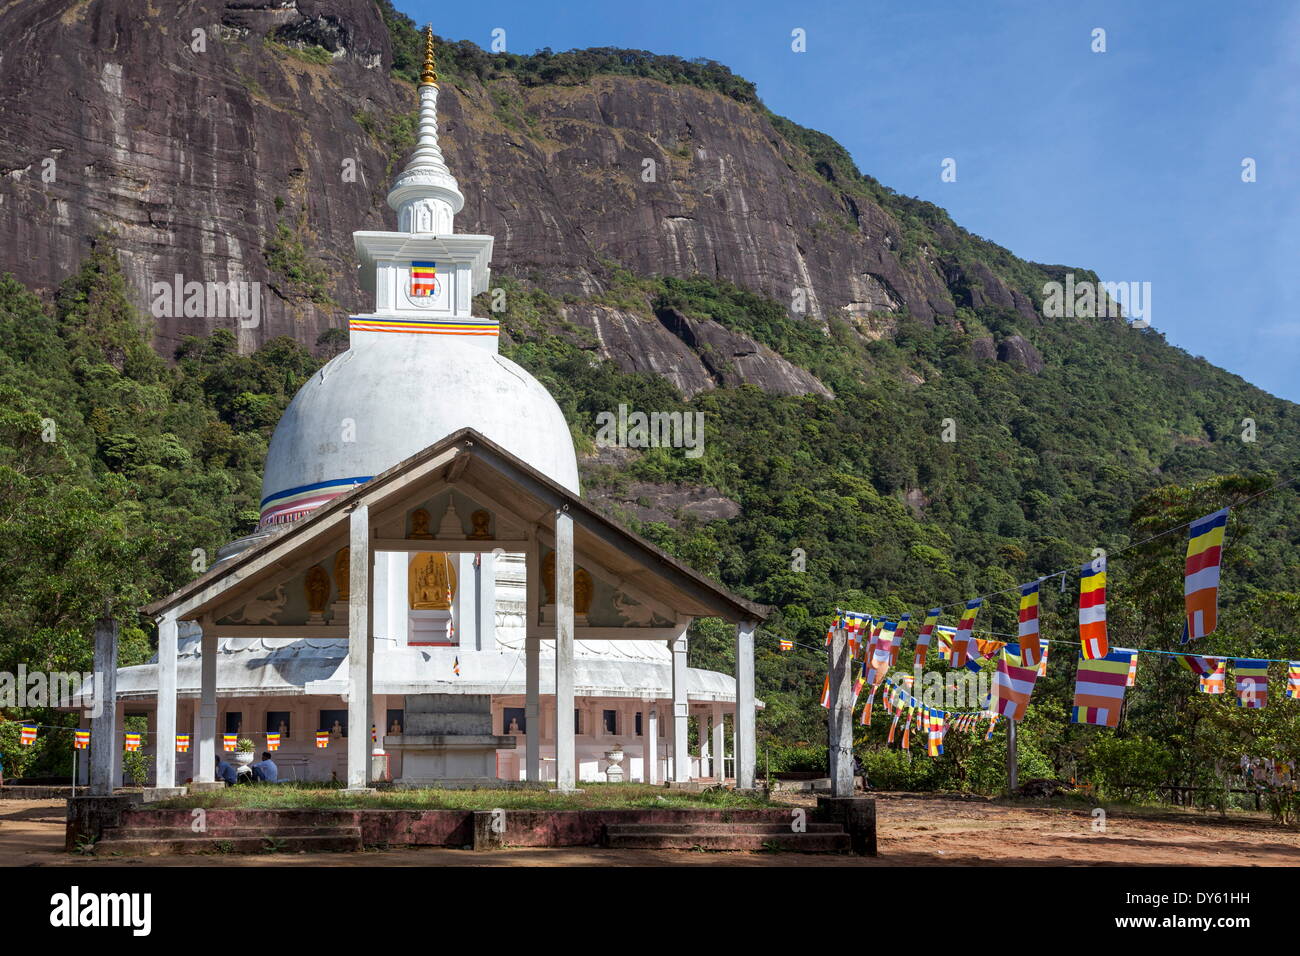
(346, 503, 373, 790)
(734, 621, 757, 789)
(477, 551, 496, 649)
(697, 712, 710, 778)
(89, 617, 118, 796)
(525, 635, 540, 781)
(154, 613, 178, 789)
(553, 508, 576, 791)
(711, 703, 725, 782)
(453, 552, 477, 649)
(112, 700, 126, 788)
(386, 552, 407, 647)
(196, 624, 217, 783)
(828, 625, 854, 797)
(643, 706, 658, 784)
(670, 632, 690, 782)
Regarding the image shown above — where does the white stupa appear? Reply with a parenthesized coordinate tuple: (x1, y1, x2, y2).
(109, 28, 747, 786)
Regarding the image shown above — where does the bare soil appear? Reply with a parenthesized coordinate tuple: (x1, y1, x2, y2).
(6, 792, 1300, 866)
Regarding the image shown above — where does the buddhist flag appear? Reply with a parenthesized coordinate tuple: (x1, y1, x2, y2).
(1018, 581, 1043, 667)
(124, 732, 142, 752)
(985, 715, 998, 741)
(452, 656, 461, 676)
(1199, 659, 1227, 695)
(1235, 660, 1269, 709)
(1184, 508, 1228, 641)
(175, 734, 190, 752)
(935, 626, 956, 663)
(851, 664, 867, 706)
(1071, 649, 1131, 728)
(1121, 650, 1139, 688)
(1037, 641, 1050, 677)
(953, 599, 982, 669)
(410, 260, 438, 297)
(914, 608, 941, 668)
(316, 731, 330, 749)
(1177, 654, 1212, 677)
(222, 734, 237, 752)
(19, 724, 37, 746)
(266, 733, 281, 751)
(1078, 557, 1108, 659)
(890, 614, 911, 665)
(1288, 663, 1300, 699)
(994, 644, 1039, 722)
(819, 673, 832, 708)
(74, 730, 90, 750)
(900, 709, 912, 749)
(927, 709, 945, 757)
(860, 684, 880, 726)
(779, 638, 793, 651)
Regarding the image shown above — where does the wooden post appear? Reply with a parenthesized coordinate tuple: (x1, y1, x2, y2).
(828, 625, 854, 797)
(89, 617, 118, 796)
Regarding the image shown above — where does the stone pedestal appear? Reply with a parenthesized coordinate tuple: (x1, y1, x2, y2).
(410, 609, 452, 645)
(388, 694, 515, 787)
(816, 795, 877, 856)
(605, 748, 626, 782)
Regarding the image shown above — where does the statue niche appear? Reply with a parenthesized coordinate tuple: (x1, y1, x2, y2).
(409, 552, 457, 611)
(305, 564, 330, 623)
(541, 551, 593, 615)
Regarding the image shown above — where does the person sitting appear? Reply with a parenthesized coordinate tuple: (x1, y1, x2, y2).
(215, 755, 238, 787)
(251, 752, 278, 783)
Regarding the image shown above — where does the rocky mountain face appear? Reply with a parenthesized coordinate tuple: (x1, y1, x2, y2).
(0, 0, 1044, 400)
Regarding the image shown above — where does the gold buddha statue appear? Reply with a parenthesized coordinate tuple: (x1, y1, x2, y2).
(409, 552, 457, 610)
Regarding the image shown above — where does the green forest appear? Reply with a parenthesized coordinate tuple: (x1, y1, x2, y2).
(0, 2, 1296, 808)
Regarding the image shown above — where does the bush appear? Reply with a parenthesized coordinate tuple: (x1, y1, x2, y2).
(1083, 735, 1173, 802)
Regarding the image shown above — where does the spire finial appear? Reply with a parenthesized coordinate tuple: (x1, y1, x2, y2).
(420, 24, 438, 85)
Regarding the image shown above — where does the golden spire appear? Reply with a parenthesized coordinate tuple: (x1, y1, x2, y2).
(419, 24, 438, 85)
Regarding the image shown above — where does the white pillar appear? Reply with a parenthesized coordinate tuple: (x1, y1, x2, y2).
(453, 552, 477, 649)
(734, 621, 757, 789)
(697, 711, 710, 778)
(346, 503, 373, 790)
(196, 624, 217, 783)
(554, 509, 576, 791)
(711, 703, 725, 782)
(643, 705, 658, 784)
(525, 635, 540, 782)
(670, 632, 690, 782)
(477, 552, 496, 648)
(155, 613, 178, 789)
(386, 552, 407, 647)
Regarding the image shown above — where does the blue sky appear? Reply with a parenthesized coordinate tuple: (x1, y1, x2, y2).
(398, 0, 1300, 403)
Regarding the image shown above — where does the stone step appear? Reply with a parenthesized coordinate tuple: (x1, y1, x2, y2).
(604, 830, 851, 852)
(94, 828, 363, 856)
(102, 825, 349, 840)
(604, 822, 844, 836)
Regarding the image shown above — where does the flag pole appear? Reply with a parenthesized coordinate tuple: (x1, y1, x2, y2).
(1006, 719, 1018, 795)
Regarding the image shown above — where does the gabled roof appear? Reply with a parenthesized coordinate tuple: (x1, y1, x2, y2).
(143, 428, 769, 625)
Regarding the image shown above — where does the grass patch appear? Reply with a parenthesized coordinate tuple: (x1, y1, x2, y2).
(152, 781, 775, 812)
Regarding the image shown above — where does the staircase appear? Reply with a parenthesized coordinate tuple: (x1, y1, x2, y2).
(602, 821, 851, 852)
(94, 824, 363, 856)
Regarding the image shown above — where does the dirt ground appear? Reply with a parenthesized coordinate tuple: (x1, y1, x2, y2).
(6, 792, 1300, 866)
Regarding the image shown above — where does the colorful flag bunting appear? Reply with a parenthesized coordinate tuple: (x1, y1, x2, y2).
(452, 656, 460, 676)
(819, 673, 831, 709)
(74, 729, 90, 750)
(1071, 649, 1131, 727)
(927, 709, 945, 757)
(19, 724, 37, 746)
(1288, 662, 1300, 700)
(1177, 654, 1212, 677)
(316, 731, 330, 748)
(410, 260, 438, 297)
(779, 638, 793, 651)
(860, 684, 880, 726)
(952, 599, 982, 669)
(1018, 581, 1043, 667)
(175, 734, 190, 752)
(1184, 508, 1228, 641)
(222, 734, 237, 752)
(124, 732, 141, 752)
(1119, 649, 1139, 688)
(994, 644, 1039, 722)
(914, 608, 941, 668)
(1235, 660, 1268, 709)
(266, 733, 281, 751)
(1078, 557, 1109, 659)
(1199, 659, 1227, 695)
